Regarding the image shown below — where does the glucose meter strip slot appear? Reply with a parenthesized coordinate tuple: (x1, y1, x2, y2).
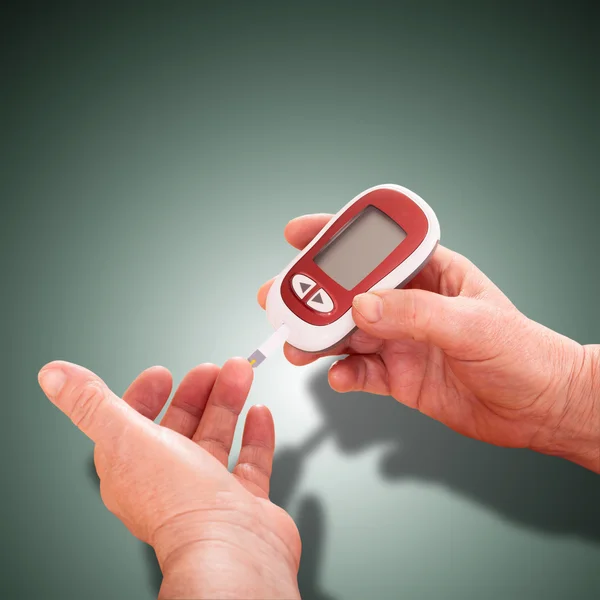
(247, 323, 290, 368)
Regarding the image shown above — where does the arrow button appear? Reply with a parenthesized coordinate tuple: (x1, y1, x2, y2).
(307, 289, 334, 313)
(291, 274, 316, 299)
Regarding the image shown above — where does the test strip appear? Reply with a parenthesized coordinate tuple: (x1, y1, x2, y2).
(248, 323, 290, 368)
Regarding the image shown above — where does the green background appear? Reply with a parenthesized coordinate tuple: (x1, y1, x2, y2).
(2, 1, 599, 599)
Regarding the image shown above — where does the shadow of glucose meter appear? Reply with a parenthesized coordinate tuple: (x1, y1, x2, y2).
(248, 184, 440, 368)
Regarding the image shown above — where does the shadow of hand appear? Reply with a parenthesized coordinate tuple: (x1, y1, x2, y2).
(307, 366, 600, 543)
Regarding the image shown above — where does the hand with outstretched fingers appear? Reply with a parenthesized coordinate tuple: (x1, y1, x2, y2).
(38, 358, 301, 600)
(258, 214, 600, 473)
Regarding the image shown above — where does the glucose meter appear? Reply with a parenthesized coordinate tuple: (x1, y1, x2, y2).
(248, 183, 440, 365)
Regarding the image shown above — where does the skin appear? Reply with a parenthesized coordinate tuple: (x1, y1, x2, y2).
(37, 213, 598, 598)
(38, 358, 301, 600)
(257, 214, 600, 473)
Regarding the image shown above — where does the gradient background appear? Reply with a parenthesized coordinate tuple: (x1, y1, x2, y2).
(2, 1, 599, 599)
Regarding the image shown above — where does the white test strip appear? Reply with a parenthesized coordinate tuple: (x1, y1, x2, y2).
(247, 323, 290, 368)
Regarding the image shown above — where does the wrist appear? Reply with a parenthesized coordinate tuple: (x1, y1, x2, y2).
(158, 540, 299, 600)
(532, 344, 600, 473)
(153, 504, 300, 600)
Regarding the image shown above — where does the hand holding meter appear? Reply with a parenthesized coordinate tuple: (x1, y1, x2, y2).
(248, 184, 440, 366)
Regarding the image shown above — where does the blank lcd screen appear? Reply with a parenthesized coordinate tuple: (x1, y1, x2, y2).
(314, 206, 407, 289)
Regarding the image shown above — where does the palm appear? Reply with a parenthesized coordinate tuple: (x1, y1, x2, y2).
(39, 358, 302, 599)
(101, 420, 300, 560)
(90, 358, 301, 587)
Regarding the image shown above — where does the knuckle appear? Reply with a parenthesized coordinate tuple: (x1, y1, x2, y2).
(353, 356, 368, 391)
(467, 303, 519, 358)
(413, 299, 433, 340)
(70, 380, 106, 430)
(490, 306, 520, 344)
(361, 357, 378, 392)
(238, 460, 271, 481)
(201, 436, 231, 458)
(405, 293, 420, 331)
(394, 291, 427, 341)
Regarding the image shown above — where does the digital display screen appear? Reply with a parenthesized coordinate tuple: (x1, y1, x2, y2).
(314, 206, 407, 289)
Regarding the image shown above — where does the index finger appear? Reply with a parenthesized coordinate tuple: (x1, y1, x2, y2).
(122, 366, 173, 420)
(257, 214, 333, 309)
(284, 213, 333, 250)
(38, 361, 139, 445)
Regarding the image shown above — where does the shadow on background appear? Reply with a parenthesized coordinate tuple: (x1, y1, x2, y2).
(270, 429, 335, 600)
(269, 365, 600, 598)
(85, 362, 599, 600)
(301, 366, 600, 543)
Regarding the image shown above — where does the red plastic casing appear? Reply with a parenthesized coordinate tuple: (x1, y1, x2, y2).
(281, 187, 429, 325)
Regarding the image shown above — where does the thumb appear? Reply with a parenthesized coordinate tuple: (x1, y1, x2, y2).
(38, 361, 140, 445)
(352, 289, 509, 361)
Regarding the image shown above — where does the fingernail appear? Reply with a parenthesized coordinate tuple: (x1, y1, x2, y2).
(38, 368, 66, 398)
(328, 360, 356, 393)
(353, 293, 383, 323)
(328, 361, 345, 388)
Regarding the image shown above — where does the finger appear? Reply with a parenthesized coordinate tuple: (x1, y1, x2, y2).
(328, 355, 390, 395)
(403, 245, 458, 293)
(233, 405, 275, 498)
(283, 341, 346, 366)
(284, 214, 332, 250)
(352, 289, 508, 361)
(160, 363, 221, 438)
(284, 343, 325, 366)
(38, 361, 140, 445)
(122, 366, 173, 420)
(192, 358, 253, 466)
(257, 214, 333, 309)
(406, 245, 512, 307)
(283, 326, 385, 366)
(257, 278, 274, 310)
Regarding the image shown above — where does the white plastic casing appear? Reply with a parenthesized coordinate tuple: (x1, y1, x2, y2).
(266, 184, 441, 352)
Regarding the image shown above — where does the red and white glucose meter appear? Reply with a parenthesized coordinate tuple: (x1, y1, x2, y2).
(249, 184, 440, 365)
